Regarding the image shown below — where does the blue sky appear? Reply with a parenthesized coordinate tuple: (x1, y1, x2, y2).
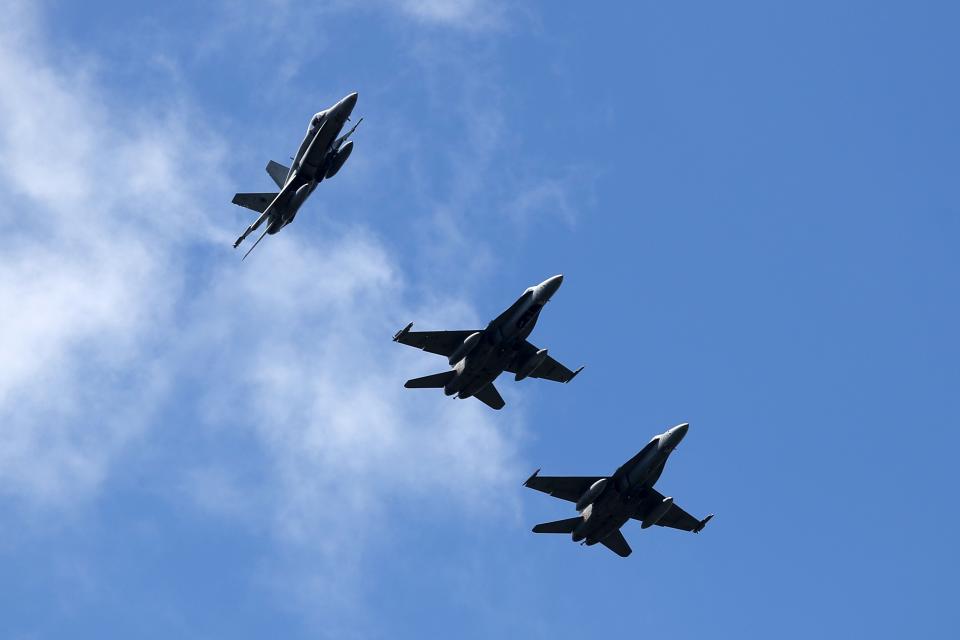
(1, 1, 957, 638)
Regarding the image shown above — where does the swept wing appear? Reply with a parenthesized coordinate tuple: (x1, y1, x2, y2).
(523, 472, 605, 503)
(393, 326, 480, 358)
(506, 340, 583, 383)
(632, 488, 713, 533)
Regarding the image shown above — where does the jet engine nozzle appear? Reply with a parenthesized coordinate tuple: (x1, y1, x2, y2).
(575, 478, 608, 512)
(448, 331, 482, 366)
(515, 348, 549, 381)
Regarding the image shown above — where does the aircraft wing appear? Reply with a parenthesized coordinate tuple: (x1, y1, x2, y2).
(393, 326, 479, 358)
(523, 472, 605, 503)
(632, 488, 713, 533)
(507, 340, 583, 383)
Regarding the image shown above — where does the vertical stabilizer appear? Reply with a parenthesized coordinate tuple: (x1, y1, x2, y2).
(266, 160, 290, 188)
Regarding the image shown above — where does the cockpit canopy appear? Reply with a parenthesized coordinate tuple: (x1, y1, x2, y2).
(309, 110, 327, 132)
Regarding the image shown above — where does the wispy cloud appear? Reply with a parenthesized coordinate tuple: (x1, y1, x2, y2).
(388, 0, 508, 30)
(0, 1, 606, 635)
(168, 232, 524, 635)
(0, 3, 227, 505)
(0, 2, 527, 632)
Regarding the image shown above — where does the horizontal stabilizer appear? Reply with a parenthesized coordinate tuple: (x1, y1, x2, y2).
(600, 529, 632, 557)
(532, 517, 582, 534)
(266, 160, 289, 188)
(232, 192, 278, 214)
(404, 371, 456, 389)
(473, 382, 505, 410)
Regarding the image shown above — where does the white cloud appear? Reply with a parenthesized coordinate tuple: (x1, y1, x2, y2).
(175, 229, 522, 537)
(161, 231, 524, 638)
(0, 2, 525, 626)
(507, 177, 580, 228)
(0, 3, 556, 623)
(0, 4, 227, 504)
(391, 0, 506, 30)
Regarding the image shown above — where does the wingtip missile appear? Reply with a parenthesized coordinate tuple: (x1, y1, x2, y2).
(233, 228, 250, 248)
(393, 322, 414, 342)
(233, 230, 252, 248)
(693, 514, 714, 533)
(335, 117, 363, 149)
(567, 366, 585, 382)
(523, 468, 541, 487)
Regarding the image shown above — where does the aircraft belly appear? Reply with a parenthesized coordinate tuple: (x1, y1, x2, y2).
(458, 347, 511, 397)
(645, 460, 666, 487)
(598, 517, 631, 542)
(459, 369, 500, 397)
(625, 449, 666, 488)
(301, 122, 344, 175)
(586, 512, 630, 544)
(507, 304, 543, 337)
(578, 492, 630, 542)
(266, 177, 316, 233)
(266, 203, 293, 234)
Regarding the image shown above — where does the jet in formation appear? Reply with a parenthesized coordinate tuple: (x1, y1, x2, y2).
(524, 422, 713, 557)
(232, 92, 362, 258)
(393, 275, 582, 410)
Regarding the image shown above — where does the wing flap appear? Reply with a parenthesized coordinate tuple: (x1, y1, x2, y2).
(393, 325, 480, 358)
(530, 355, 582, 383)
(507, 340, 582, 383)
(632, 488, 711, 532)
(523, 472, 605, 504)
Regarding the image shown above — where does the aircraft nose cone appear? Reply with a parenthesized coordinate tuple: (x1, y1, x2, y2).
(532, 274, 563, 303)
(539, 274, 564, 298)
(338, 92, 358, 114)
(665, 423, 689, 447)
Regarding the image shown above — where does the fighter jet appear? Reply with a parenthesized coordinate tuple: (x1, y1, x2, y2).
(524, 423, 713, 557)
(231, 92, 361, 258)
(393, 275, 582, 410)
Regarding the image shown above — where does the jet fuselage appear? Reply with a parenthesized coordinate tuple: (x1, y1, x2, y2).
(265, 92, 358, 235)
(443, 275, 564, 399)
(573, 423, 689, 546)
